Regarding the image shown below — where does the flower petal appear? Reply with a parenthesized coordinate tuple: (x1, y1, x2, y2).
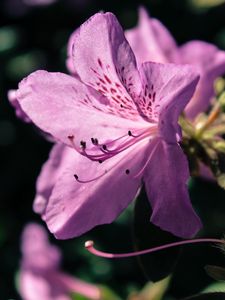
(150, 17, 178, 62)
(125, 7, 171, 66)
(137, 62, 199, 142)
(8, 89, 31, 123)
(17, 70, 145, 149)
(44, 142, 150, 239)
(179, 41, 225, 118)
(144, 139, 202, 238)
(72, 12, 142, 114)
(66, 29, 79, 75)
(33, 144, 70, 214)
(19, 270, 70, 300)
(21, 223, 61, 272)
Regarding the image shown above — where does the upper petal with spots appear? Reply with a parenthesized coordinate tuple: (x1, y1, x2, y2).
(137, 62, 199, 142)
(72, 12, 142, 117)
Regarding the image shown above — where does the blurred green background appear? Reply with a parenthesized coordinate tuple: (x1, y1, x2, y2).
(1, 0, 225, 299)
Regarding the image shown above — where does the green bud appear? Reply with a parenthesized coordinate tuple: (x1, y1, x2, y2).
(215, 77, 225, 96)
(217, 174, 225, 190)
(212, 141, 225, 153)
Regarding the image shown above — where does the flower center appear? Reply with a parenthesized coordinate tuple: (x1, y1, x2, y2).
(68, 124, 158, 183)
(68, 125, 158, 163)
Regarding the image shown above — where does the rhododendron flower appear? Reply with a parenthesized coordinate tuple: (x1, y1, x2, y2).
(19, 223, 101, 300)
(124, 7, 225, 119)
(15, 12, 201, 239)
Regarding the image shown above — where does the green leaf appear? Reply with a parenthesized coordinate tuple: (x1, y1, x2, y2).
(99, 285, 122, 300)
(133, 187, 181, 282)
(70, 284, 122, 299)
(205, 265, 225, 281)
(0, 26, 19, 53)
(190, 0, 225, 8)
(128, 276, 170, 300)
(183, 292, 225, 299)
(204, 281, 225, 293)
(71, 293, 89, 300)
(217, 174, 225, 190)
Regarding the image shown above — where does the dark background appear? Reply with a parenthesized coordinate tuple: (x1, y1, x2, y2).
(1, 0, 225, 299)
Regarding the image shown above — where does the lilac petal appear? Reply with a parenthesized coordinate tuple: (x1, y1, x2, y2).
(179, 41, 225, 118)
(138, 62, 199, 142)
(125, 7, 169, 66)
(33, 144, 70, 214)
(21, 223, 61, 272)
(151, 18, 179, 62)
(44, 142, 150, 239)
(8, 89, 31, 123)
(144, 139, 202, 238)
(66, 29, 79, 75)
(72, 12, 142, 109)
(19, 224, 100, 300)
(52, 273, 101, 300)
(17, 71, 146, 149)
(19, 270, 70, 300)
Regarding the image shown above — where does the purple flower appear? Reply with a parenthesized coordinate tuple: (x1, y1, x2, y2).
(125, 7, 225, 119)
(19, 223, 101, 300)
(15, 12, 201, 239)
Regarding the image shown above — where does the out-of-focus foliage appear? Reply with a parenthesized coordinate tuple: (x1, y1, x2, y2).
(128, 276, 170, 300)
(190, 0, 225, 8)
(1, 0, 225, 299)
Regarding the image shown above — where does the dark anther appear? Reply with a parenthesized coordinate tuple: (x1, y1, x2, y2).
(91, 138, 98, 145)
(74, 174, 79, 180)
(102, 144, 107, 150)
(98, 159, 103, 164)
(80, 140, 86, 149)
(128, 130, 132, 136)
(125, 169, 130, 175)
(68, 135, 74, 140)
(120, 104, 123, 108)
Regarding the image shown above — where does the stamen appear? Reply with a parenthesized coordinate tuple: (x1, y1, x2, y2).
(91, 138, 99, 145)
(68, 135, 110, 162)
(74, 170, 108, 183)
(125, 169, 130, 175)
(128, 129, 152, 138)
(99, 128, 152, 155)
(68, 126, 158, 163)
(133, 141, 158, 179)
(68, 135, 74, 140)
(85, 238, 224, 259)
(80, 140, 86, 149)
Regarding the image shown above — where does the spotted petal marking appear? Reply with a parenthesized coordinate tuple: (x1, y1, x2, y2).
(86, 58, 141, 120)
